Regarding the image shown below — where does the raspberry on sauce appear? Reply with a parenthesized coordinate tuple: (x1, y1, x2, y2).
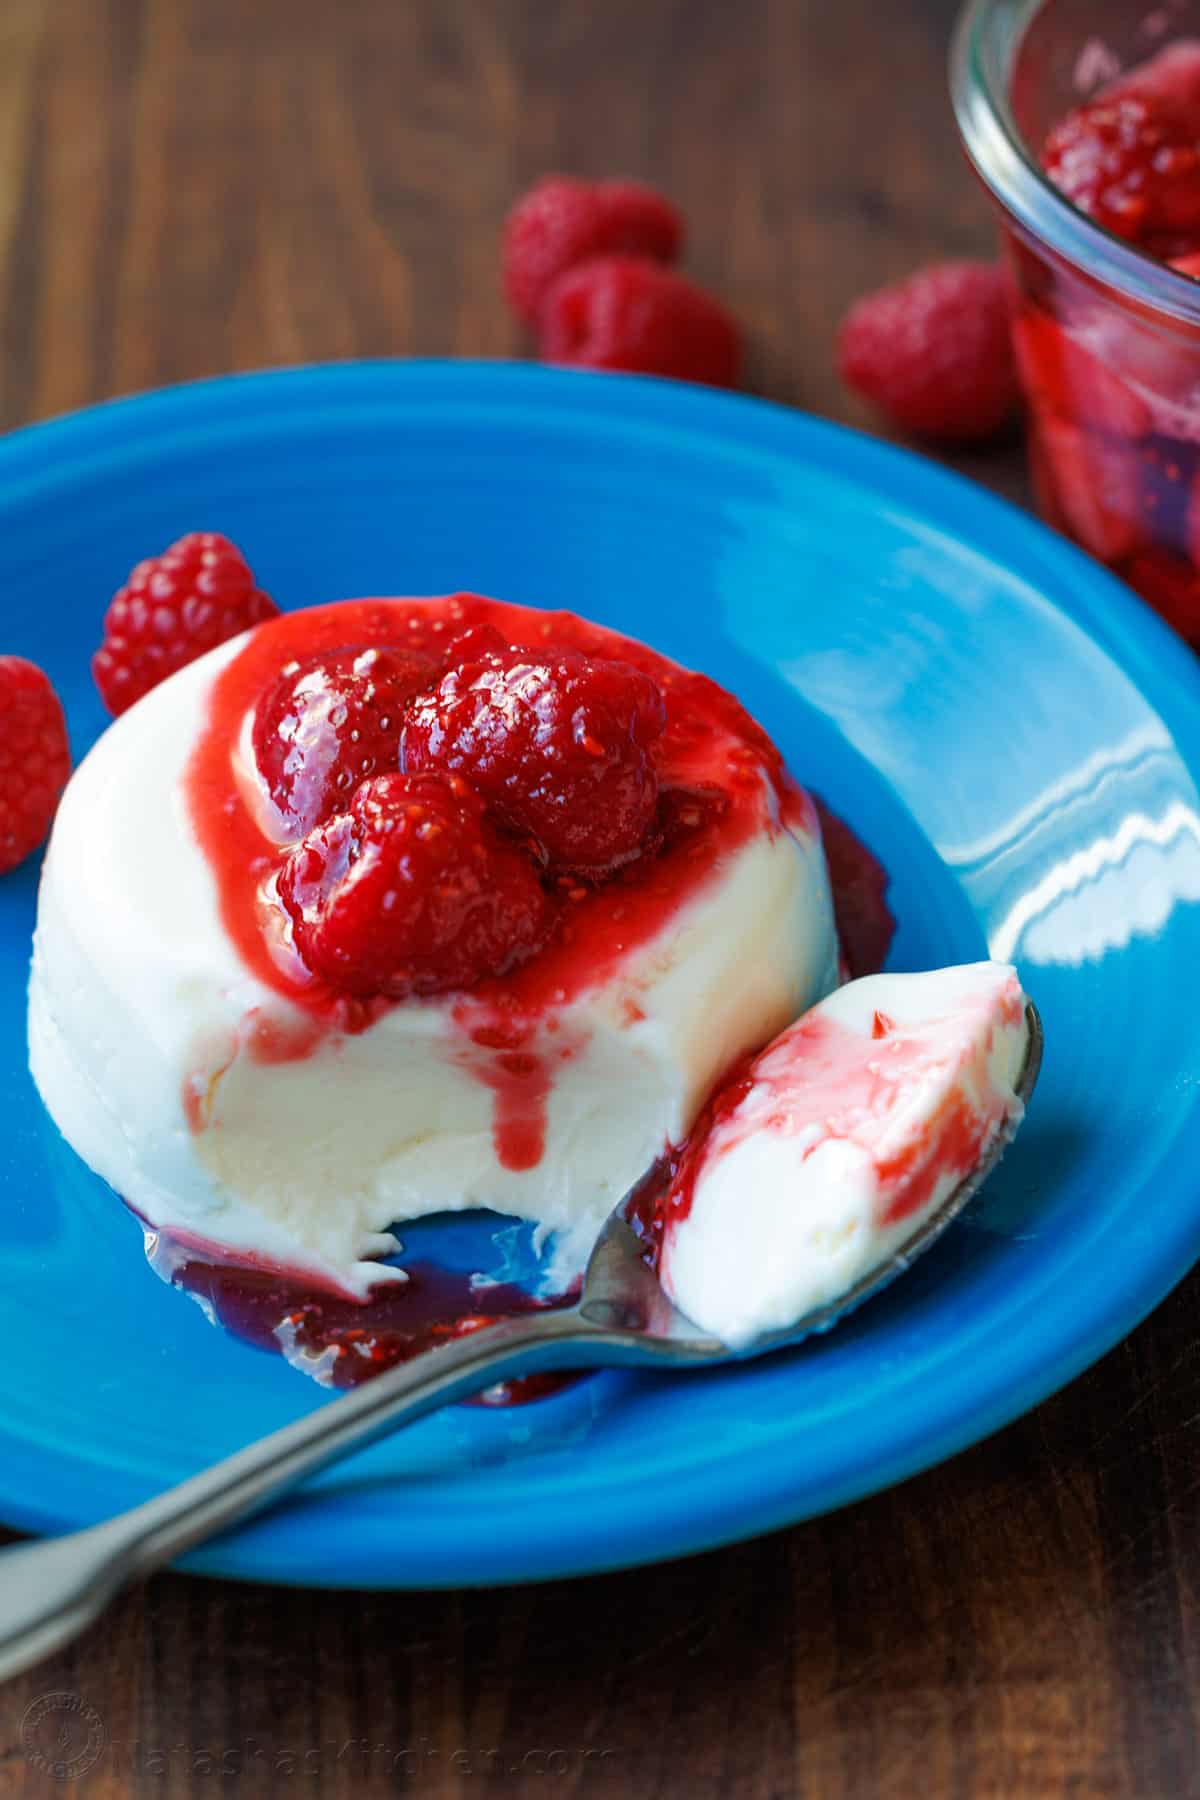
(194, 594, 827, 1018)
(278, 770, 552, 999)
(252, 644, 436, 836)
(401, 642, 667, 874)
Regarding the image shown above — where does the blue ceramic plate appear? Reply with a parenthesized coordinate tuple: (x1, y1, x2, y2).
(2, 361, 1199, 1588)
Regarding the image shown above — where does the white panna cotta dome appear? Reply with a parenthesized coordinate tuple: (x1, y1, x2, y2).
(29, 594, 840, 1295)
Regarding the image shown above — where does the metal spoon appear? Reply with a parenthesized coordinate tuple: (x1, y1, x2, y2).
(0, 1002, 1041, 1683)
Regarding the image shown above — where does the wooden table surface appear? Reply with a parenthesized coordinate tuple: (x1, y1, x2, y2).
(1, 2, 1197, 1795)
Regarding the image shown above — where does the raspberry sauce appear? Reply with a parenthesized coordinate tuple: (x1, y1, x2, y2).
(812, 796, 894, 981)
(146, 1226, 577, 1403)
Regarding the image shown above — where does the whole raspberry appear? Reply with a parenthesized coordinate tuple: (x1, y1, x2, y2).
(93, 532, 279, 716)
(278, 771, 551, 998)
(836, 261, 1019, 443)
(252, 644, 437, 838)
(503, 175, 683, 324)
(1042, 46, 1200, 254)
(402, 642, 667, 873)
(537, 256, 741, 387)
(0, 657, 71, 873)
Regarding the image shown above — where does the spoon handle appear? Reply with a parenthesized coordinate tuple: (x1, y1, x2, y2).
(0, 1304, 603, 1683)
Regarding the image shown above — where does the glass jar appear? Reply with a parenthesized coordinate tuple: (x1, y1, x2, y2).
(952, 0, 1200, 641)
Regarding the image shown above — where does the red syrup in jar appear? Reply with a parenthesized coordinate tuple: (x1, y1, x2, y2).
(1009, 40, 1200, 645)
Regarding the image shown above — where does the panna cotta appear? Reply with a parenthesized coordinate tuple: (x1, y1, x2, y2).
(653, 962, 1031, 1346)
(29, 593, 839, 1295)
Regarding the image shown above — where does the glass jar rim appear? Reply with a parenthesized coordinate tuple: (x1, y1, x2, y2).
(950, 0, 1200, 326)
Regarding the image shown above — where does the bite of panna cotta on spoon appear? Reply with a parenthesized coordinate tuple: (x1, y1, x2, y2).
(641, 960, 1034, 1347)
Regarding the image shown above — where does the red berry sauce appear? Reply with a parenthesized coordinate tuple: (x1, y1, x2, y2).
(145, 1223, 577, 1403)
(812, 796, 894, 980)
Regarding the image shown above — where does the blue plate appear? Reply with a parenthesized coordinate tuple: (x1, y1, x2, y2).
(2, 361, 1200, 1588)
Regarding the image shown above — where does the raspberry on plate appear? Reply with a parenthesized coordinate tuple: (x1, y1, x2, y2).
(503, 175, 683, 324)
(536, 255, 741, 388)
(402, 641, 667, 873)
(253, 644, 437, 837)
(837, 261, 1019, 444)
(279, 770, 552, 998)
(93, 531, 278, 716)
(0, 656, 71, 873)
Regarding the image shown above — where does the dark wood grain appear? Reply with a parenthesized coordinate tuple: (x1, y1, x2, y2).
(0, 1, 1193, 1795)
